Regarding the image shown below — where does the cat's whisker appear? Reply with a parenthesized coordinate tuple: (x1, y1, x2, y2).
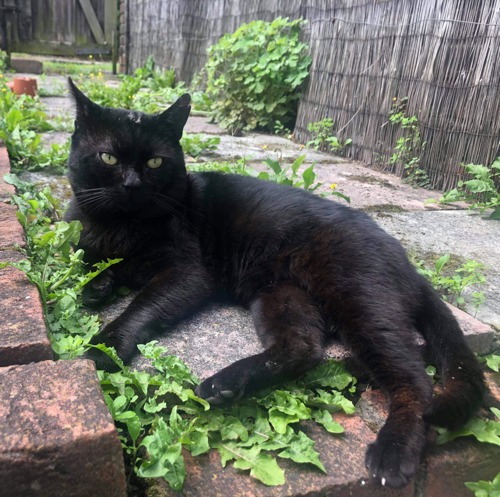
(151, 194, 199, 234)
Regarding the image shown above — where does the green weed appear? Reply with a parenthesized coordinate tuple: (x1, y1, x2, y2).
(388, 97, 430, 188)
(414, 253, 486, 311)
(465, 472, 500, 497)
(307, 118, 351, 154)
(180, 134, 220, 158)
(0, 80, 69, 174)
(439, 158, 500, 220)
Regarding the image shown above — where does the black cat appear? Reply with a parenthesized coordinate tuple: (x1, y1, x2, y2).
(65, 79, 485, 489)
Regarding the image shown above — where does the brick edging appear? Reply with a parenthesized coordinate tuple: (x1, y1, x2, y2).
(0, 147, 127, 497)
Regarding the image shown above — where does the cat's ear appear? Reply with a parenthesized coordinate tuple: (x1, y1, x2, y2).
(159, 93, 191, 139)
(68, 77, 100, 123)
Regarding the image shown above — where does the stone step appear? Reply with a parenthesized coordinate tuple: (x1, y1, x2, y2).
(0, 359, 126, 497)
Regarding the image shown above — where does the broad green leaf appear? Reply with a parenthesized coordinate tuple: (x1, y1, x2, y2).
(278, 431, 326, 473)
(221, 445, 285, 486)
(188, 429, 210, 456)
(220, 416, 249, 442)
(312, 409, 344, 434)
(301, 361, 354, 390)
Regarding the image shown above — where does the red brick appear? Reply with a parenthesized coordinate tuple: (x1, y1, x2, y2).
(0, 265, 53, 366)
(423, 437, 500, 497)
(0, 202, 25, 250)
(0, 147, 15, 202)
(447, 303, 496, 355)
(0, 359, 126, 497)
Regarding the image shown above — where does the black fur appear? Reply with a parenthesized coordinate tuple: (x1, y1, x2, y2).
(65, 79, 485, 488)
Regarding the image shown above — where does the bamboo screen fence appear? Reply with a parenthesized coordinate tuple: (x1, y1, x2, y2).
(124, 0, 500, 190)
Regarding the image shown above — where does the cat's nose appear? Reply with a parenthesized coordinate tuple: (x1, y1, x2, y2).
(123, 169, 142, 189)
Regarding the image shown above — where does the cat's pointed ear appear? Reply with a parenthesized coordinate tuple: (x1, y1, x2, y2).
(68, 77, 99, 121)
(159, 93, 191, 139)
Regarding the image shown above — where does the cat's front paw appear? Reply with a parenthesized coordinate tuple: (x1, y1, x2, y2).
(82, 271, 114, 307)
(365, 438, 420, 489)
(195, 372, 246, 406)
(85, 344, 122, 373)
(84, 320, 131, 372)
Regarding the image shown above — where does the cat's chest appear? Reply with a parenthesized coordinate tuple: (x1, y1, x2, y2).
(80, 218, 166, 259)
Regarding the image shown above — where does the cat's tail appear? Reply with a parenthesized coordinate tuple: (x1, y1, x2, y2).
(415, 284, 486, 430)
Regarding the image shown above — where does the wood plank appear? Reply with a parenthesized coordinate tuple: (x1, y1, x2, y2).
(77, 0, 106, 44)
(104, 0, 117, 44)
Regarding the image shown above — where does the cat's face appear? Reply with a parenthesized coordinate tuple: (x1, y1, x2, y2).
(67, 78, 191, 217)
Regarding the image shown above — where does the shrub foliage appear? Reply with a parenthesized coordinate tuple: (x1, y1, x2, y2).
(205, 17, 311, 133)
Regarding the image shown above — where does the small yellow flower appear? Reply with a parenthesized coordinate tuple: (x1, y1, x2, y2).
(89, 54, 93, 59)
(79, 72, 83, 77)
(330, 183, 337, 190)
(90, 73, 94, 78)
(1, 88, 6, 92)
(393, 97, 397, 101)
(0, 74, 3, 78)
(262, 144, 268, 150)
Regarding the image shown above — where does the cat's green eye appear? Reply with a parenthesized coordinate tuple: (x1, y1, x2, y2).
(147, 157, 163, 169)
(100, 153, 118, 166)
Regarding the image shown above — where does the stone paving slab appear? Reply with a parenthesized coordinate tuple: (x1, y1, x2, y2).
(0, 359, 126, 497)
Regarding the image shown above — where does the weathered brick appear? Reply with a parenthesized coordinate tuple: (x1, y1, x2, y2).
(0, 147, 15, 202)
(0, 265, 53, 366)
(423, 438, 500, 497)
(0, 359, 126, 497)
(0, 202, 25, 250)
(447, 303, 496, 355)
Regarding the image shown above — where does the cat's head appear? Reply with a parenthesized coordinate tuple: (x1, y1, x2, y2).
(67, 77, 191, 218)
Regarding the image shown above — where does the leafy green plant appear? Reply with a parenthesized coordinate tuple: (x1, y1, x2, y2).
(3, 182, 119, 357)
(414, 254, 486, 311)
(439, 158, 500, 220)
(205, 17, 311, 133)
(0, 50, 9, 73)
(96, 342, 356, 489)
(180, 134, 220, 158)
(307, 118, 352, 153)
(388, 97, 430, 188)
(480, 354, 500, 373)
(0, 80, 69, 173)
(188, 156, 350, 203)
(77, 60, 202, 115)
(437, 408, 500, 447)
(260, 156, 350, 202)
(465, 472, 500, 497)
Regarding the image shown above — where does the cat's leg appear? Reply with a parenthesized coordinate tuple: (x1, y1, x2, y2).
(340, 315, 433, 489)
(85, 263, 214, 370)
(196, 284, 325, 404)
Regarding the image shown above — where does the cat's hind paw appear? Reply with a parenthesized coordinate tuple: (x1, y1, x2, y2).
(365, 439, 419, 489)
